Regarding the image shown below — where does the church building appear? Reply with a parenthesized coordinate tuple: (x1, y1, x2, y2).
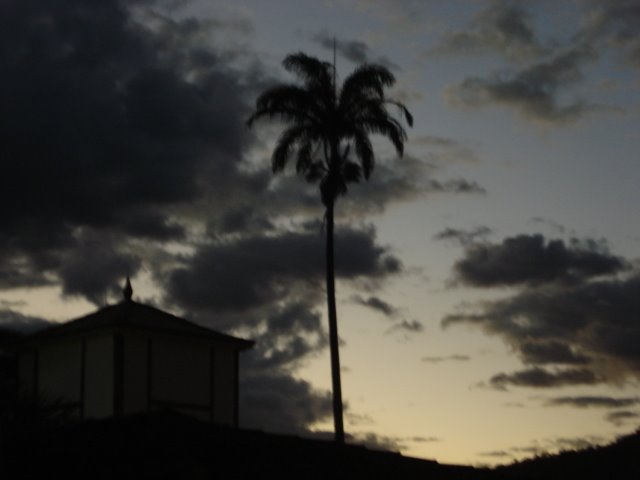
(16, 279, 253, 426)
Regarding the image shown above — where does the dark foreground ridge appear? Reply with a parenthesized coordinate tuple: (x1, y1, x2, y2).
(3, 411, 638, 479)
(3, 412, 509, 480)
(498, 428, 640, 480)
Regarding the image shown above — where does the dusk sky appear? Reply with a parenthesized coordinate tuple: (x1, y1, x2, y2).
(2, 0, 640, 466)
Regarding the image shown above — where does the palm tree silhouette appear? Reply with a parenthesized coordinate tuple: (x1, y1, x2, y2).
(247, 52, 412, 443)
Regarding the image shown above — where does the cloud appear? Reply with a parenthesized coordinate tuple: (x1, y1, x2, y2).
(479, 450, 512, 458)
(445, 46, 598, 124)
(430, 0, 545, 61)
(434, 226, 493, 247)
(421, 354, 470, 363)
(351, 432, 438, 452)
(0, 310, 52, 334)
(327, 155, 485, 217)
(387, 320, 424, 334)
(0, 0, 277, 303)
(605, 410, 640, 426)
(352, 295, 423, 336)
(488, 367, 601, 390)
(244, 301, 329, 373)
(426, 179, 486, 195)
(451, 234, 627, 288)
(530, 217, 567, 235)
(164, 225, 402, 324)
(579, 0, 640, 69)
(550, 436, 603, 452)
(410, 135, 480, 164)
(519, 340, 592, 366)
(312, 31, 398, 69)
(352, 295, 400, 319)
(239, 372, 332, 435)
(443, 270, 640, 385)
(546, 396, 640, 409)
(409, 435, 440, 443)
(58, 237, 142, 305)
(497, 434, 605, 460)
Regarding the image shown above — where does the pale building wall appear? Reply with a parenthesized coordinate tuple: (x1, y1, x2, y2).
(39, 340, 82, 410)
(213, 347, 237, 426)
(84, 334, 114, 418)
(17, 328, 244, 426)
(122, 333, 148, 415)
(150, 337, 210, 410)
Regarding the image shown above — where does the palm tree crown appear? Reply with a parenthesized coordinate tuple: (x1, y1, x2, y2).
(247, 52, 412, 443)
(247, 52, 412, 206)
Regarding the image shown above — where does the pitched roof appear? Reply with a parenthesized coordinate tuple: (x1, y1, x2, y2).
(21, 300, 253, 350)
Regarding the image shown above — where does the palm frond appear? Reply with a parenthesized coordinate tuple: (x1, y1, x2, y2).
(340, 64, 395, 104)
(248, 52, 412, 204)
(352, 130, 374, 179)
(385, 100, 414, 127)
(247, 84, 320, 126)
(342, 161, 362, 184)
(283, 53, 333, 92)
(296, 141, 314, 174)
(304, 160, 327, 183)
(272, 125, 310, 172)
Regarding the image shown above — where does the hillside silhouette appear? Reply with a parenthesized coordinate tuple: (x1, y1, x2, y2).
(499, 429, 640, 480)
(2, 411, 517, 480)
(2, 381, 639, 480)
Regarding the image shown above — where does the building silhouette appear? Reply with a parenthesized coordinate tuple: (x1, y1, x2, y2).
(15, 279, 253, 425)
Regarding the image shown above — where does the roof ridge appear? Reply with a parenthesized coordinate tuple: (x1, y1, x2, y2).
(19, 300, 254, 350)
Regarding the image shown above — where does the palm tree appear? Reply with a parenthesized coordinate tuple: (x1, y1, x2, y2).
(247, 52, 412, 443)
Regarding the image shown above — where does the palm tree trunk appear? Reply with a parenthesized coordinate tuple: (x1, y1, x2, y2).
(325, 200, 345, 443)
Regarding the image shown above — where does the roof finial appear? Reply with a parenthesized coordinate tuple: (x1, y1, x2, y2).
(123, 276, 133, 301)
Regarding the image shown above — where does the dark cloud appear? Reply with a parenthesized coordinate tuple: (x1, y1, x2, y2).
(165, 225, 402, 323)
(312, 31, 398, 69)
(213, 207, 275, 234)
(117, 211, 186, 241)
(452, 234, 626, 288)
(435, 0, 640, 125)
(530, 217, 567, 235)
(605, 410, 640, 426)
(446, 46, 597, 124)
(0, 309, 52, 334)
(421, 354, 470, 363)
(488, 367, 600, 390)
(349, 432, 403, 451)
(239, 372, 332, 436)
(431, 0, 544, 61)
(352, 295, 400, 319)
(58, 238, 142, 305)
(519, 340, 592, 366)
(546, 396, 640, 409)
(551, 436, 603, 452)
(387, 320, 424, 335)
(434, 226, 493, 247)
(443, 271, 640, 384)
(0, 0, 248, 229)
(317, 155, 485, 218)
(426, 179, 486, 195)
(231, 154, 480, 224)
(244, 302, 329, 373)
(409, 435, 440, 443)
(580, 0, 640, 68)
(410, 135, 480, 164)
(352, 295, 423, 336)
(0, 0, 273, 304)
(0, 254, 55, 290)
(479, 450, 512, 458)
